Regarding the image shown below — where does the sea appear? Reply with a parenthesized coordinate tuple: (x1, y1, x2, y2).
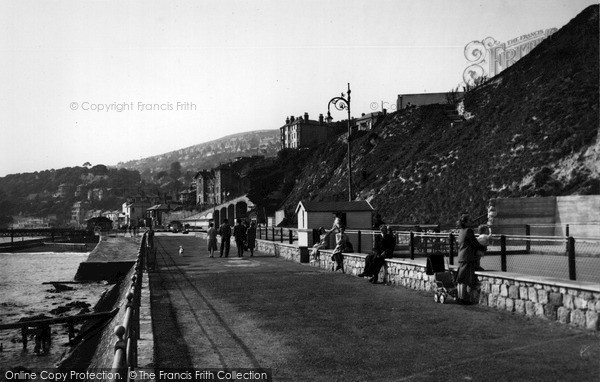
(0, 251, 110, 370)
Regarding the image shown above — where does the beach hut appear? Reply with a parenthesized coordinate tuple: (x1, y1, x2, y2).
(295, 200, 374, 247)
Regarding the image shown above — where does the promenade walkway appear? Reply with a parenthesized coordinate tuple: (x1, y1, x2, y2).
(148, 233, 599, 381)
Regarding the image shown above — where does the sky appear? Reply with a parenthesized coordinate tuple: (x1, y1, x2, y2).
(0, 0, 596, 176)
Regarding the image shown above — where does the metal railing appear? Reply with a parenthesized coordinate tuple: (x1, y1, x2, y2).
(397, 231, 600, 283)
(257, 226, 298, 244)
(0, 309, 118, 354)
(468, 223, 600, 238)
(304, 227, 600, 283)
(109, 232, 147, 382)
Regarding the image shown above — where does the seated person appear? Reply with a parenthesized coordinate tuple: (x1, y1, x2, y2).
(358, 225, 396, 283)
(311, 227, 332, 261)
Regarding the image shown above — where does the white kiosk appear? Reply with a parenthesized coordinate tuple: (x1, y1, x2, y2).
(295, 200, 374, 248)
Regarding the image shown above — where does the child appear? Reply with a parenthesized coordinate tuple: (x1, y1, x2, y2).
(310, 227, 331, 262)
(476, 225, 492, 271)
(331, 226, 348, 273)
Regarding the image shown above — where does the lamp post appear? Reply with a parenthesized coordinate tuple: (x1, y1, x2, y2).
(327, 83, 353, 201)
(211, 176, 216, 225)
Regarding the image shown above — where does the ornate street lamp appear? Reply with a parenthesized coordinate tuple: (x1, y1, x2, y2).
(327, 83, 353, 201)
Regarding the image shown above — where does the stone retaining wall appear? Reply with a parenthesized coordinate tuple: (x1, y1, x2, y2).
(476, 273, 600, 331)
(256, 239, 600, 331)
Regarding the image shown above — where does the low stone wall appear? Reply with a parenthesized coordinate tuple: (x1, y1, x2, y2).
(256, 239, 600, 331)
(74, 237, 140, 281)
(477, 273, 600, 331)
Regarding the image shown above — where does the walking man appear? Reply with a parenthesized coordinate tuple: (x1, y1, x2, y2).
(233, 218, 247, 257)
(219, 219, 232, 257)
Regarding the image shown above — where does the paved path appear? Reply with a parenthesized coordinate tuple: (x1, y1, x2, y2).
(148, 234, 599, 382)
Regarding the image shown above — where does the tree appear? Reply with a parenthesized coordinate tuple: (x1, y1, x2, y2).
(90, 164, 108, 176)
(170, 161, 182, 180)
(156, 171, 169, 181)
(183, 170, 194, 184)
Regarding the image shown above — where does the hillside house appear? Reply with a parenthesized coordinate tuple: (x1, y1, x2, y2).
(355, 111, 386, 131)
(178, 186, 197, 205)
(146, 204, 172, 227)
(75, 184, 88, 198)
(122, 200, 151, 227)
(71, 201, 89, 227)
(194, 163, 247, 207)
(280, 112, 329, 149)
(57, 183, 74, 198)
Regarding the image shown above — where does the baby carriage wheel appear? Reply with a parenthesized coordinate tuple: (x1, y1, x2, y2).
(434, 293, 439, 303)
(439, 294, 446, 304)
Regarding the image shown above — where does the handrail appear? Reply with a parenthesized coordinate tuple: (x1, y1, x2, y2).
(0, 308, 119, 353)
(109, 232, 147, 382)
(0, 308, 119, 330)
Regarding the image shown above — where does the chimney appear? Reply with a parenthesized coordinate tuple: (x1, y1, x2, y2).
(304, 112, 309, 121)
(290, 116, 295, 123)
(383, 108, 387, 115)
(318, 113, 324, 124)
(286, 116, 290, 124)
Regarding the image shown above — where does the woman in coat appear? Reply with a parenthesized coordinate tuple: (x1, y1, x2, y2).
(246, 221, 257, 256)
(456, 213, 486, 305)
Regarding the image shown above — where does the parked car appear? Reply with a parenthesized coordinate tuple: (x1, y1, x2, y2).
(168, 221, 183, 233)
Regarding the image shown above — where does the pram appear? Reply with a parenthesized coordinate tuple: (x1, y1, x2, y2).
(427, 254, 457, 304)
(433, 270, 458, 304)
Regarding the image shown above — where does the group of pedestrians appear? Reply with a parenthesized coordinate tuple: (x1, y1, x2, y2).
(206, 218, 257, 258)
(205, 212, 490, 305)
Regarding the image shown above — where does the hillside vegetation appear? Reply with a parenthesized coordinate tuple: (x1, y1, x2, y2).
(281, 5, 599, 225)
(0, 166, 142, 226)
(116, 130, 280, 180)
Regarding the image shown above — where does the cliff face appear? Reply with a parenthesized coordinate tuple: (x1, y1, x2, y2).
(281, 5, 599, 225)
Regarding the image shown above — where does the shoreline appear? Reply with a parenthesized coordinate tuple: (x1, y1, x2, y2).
(0, 245, 109, 370)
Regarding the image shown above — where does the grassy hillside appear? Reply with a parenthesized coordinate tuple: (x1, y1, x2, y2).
(281, 5, 599, 225)
(117, 130, 280, 180)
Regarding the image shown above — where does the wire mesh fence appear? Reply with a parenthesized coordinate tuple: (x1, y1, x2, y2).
(403, 231, 600, 283)
(256, 225, 600, 283)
